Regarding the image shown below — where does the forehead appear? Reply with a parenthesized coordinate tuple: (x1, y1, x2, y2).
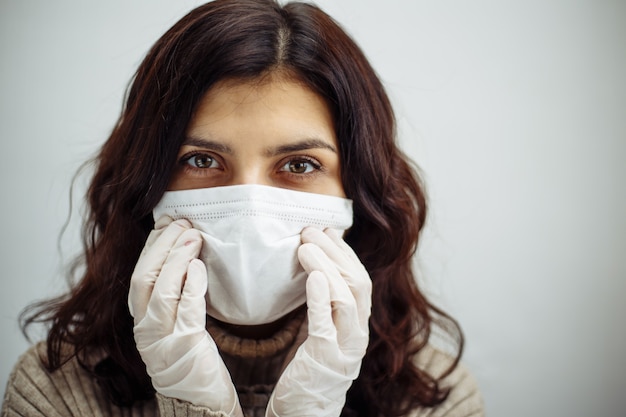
(187, 74, 336, 142)
(197, 74, 326, 112)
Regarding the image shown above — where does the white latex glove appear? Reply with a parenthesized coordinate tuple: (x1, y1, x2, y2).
(267, 227, 372, 417)
(128, 216, 243, 416)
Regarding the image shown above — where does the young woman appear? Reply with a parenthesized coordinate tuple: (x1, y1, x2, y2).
(3, 1, 483, 416)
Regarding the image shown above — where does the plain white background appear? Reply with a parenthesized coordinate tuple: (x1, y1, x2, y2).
(1, 1, 625, 415)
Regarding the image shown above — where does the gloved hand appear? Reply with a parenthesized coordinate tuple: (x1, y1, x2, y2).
(128, 216, 243, 416)
(267, 227, 372, 417)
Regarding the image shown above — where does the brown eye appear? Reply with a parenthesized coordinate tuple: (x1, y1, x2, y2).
(289, 160, 310, 173)
(185, 153, 218, 169)
(280, 158, 320, 174)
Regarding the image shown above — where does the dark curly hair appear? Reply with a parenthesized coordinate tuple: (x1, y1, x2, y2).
(21, 1, 463, 415)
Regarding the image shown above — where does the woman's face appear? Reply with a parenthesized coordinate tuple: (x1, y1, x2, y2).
(168, 75, 345, 197)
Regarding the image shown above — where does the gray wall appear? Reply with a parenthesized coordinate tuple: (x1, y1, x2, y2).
(1, 1, 625, 415)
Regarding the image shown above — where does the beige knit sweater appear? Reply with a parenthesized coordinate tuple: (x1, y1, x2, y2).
(2, 314, 484, 417)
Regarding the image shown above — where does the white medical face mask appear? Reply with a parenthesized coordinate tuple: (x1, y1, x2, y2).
(153, 184, 353, 325)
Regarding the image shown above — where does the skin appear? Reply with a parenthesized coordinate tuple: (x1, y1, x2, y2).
(167, 73, 346, 338)
(168, 73, 345, 198)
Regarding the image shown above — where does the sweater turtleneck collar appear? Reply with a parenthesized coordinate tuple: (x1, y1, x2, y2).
(206, 307, 306, 359)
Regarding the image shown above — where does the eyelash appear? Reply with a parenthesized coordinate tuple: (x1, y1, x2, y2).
(177, 151, 325, 180)
(278, 155, 323, 178)
(178, 151, 221, 174)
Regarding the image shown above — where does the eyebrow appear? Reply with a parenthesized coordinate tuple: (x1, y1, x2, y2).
(182, 136, 233, 154)
(264, 138, 338, 157)
(183, 136, 337, 156)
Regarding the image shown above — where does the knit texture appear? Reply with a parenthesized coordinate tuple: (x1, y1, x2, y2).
(2, 318, 483, 417)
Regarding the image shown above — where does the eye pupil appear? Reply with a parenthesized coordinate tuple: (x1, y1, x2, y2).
(289, 161, 308, 173)
(194, 155, 213, 168)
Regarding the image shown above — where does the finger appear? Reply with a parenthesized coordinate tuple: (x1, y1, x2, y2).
(301, 227, 350, 267)
(305, 271, 335, 341)
(129, 219, 192, 321)
(135, 218, 193, 274)
(301, 228, 365, 280)
(318, 227, 371, 325)
(155, 214, 175, 230)
(175, 259, 208, 334)
(300, 228, 371, 330)
(323, 228, 362, 264)
(141, 215, 175, 252)
(298, 243, 360, 340)
(298, 243, 353, 306)
(146, 228, 202, 331)
(143, 217, 191, 253)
